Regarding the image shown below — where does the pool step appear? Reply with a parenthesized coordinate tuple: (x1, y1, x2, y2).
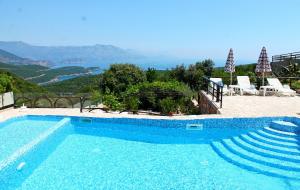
(221, 139, 300, 171)
(263, 127, 298, 138)
(270, 121, 300, 133)
(231, 136, 300, 162)
(211, 141, 300, 180)
(239, 134, 300, 155)
(256, 129, 299, 143)
(247, 132, 299, 148)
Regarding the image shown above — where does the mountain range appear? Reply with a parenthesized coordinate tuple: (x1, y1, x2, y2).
(0, 41, 145, 68)
(0, 48, 49, 66)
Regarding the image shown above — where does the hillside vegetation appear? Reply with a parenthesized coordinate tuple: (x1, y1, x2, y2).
(0, 62, 98, 84)
(212, 63, 257, 84)
(0, 69, 46, 93)
(44, 74, 100, 93)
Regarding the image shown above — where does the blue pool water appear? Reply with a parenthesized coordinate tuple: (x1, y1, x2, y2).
(0, 116, 300, 189)
(0, 116, 62, 162)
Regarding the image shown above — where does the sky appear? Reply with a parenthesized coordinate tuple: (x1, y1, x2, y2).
(0, 0, 299, 65)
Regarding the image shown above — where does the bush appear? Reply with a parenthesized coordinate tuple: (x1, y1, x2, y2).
(90, 90, 102, 105)
(159, 98, 177, 115)
(292, 80, 300, 89)
(146, 68, 158, 82)
(169, 60, 214, 91)
(177, 98, 201, 115)
(99, 64, 146, 94)
(125, 96, 140, 113)
(102, 93, 124, 111)
(124, 81, 193, 113)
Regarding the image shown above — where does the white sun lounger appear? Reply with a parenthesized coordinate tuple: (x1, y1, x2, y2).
(267, 78, 296, 96)
(209, 78, 229, 95)
(233, 76, 258, 95)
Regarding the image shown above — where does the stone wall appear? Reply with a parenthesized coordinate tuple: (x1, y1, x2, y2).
(198, 91, 220, 114)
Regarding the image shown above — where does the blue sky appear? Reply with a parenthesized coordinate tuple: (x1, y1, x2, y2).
(0, 0, 299, 64)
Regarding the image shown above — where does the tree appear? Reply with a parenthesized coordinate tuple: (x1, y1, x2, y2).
(0, 74, 13, 93)
(280, 59, 300, 77)
(146, 68, 158, 82)
(99, 64, 146, 94)
(195, 59, 214, 77)
(185, 64, 204, 91)
(170, 64, 186, 82)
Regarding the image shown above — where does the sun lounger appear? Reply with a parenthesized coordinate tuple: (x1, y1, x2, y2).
(232, 76, 258, 95)
(266, 78, 296, 96)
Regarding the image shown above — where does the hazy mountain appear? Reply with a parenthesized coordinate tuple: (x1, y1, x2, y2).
(0, 48, 49, 66)
(0, 41, 145, 68)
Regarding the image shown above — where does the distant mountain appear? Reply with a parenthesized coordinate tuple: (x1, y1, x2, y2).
(0, 41, 145, 68)
(0, 48, 49, 66)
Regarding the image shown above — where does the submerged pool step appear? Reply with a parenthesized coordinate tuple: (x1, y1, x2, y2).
(263, 127, 298, 138)
(211, 141, 300, 180)
(231, 136, 300, 163)
(221, 139, 300, 172)
(256, 129, 299, 143)
(248, 132, 299, 149)
(270, 121, 300, 133)
(240, 134, 300, 156)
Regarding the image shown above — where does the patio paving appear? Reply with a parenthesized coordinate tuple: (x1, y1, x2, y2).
(220, 95, 300, 117)
(0, 95, 300, 122)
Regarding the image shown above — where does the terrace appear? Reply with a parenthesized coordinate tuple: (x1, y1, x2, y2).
(1, 94, 300, 122)
(219, 95, 300, 117)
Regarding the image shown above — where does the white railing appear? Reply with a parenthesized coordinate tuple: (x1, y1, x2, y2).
(0, 92, 14, 108)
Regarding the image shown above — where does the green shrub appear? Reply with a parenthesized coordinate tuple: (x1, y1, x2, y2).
(292, 80, 300, 89)
(90, 90, 102, 105)
(159, 97, 177, 115)
(177, 98, 201, 115)
(102, 93, 124, 111)
(99, 64, 146, 94)
(124, 81, 193, 113)
(146, 68, 158, 82)
(169, 59, 214, 91)
(125, 96, 140, 113)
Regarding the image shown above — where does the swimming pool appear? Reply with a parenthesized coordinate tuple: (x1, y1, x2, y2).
(0, 115, 300, 189)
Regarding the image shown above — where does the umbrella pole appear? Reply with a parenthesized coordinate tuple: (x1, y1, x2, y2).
(262, 72, 265, 86)
(230, 72, 232, 85)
